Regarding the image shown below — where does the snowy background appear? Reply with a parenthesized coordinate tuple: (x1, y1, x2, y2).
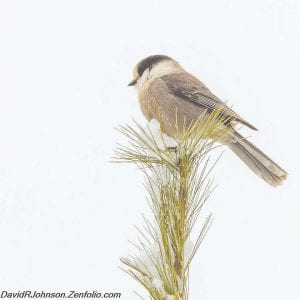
(0, 0, 299, 299)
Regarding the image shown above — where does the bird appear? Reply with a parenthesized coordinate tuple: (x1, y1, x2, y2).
(128, 55, 287, 186)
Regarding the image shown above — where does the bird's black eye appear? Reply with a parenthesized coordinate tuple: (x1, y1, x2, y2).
(137, 59, 151, 76)
(137, 55, 171, 76)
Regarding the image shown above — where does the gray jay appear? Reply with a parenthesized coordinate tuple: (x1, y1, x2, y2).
(128, 55, 287, 186)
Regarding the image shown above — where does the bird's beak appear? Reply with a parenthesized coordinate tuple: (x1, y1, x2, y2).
(128, 79, 137, 86)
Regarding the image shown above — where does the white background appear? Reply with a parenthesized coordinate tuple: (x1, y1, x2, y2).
(0, 0, 299, 299)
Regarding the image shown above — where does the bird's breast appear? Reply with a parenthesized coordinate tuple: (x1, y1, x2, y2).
(138, 80, 156, 121)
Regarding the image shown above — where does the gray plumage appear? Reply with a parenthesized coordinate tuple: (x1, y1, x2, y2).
(161, 73, 257, 130)
(129, 55, 287, 186)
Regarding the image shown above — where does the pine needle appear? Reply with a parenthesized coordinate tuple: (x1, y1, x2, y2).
(113, 109, 233, 299)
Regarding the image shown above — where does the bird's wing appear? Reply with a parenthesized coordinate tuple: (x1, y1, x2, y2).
(160, 72, 257, 130)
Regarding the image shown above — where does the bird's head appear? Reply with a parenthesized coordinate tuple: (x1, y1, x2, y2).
(128, 55, 183, 89)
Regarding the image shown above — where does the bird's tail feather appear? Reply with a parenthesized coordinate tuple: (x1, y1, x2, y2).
(228, 131, 287, 187)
